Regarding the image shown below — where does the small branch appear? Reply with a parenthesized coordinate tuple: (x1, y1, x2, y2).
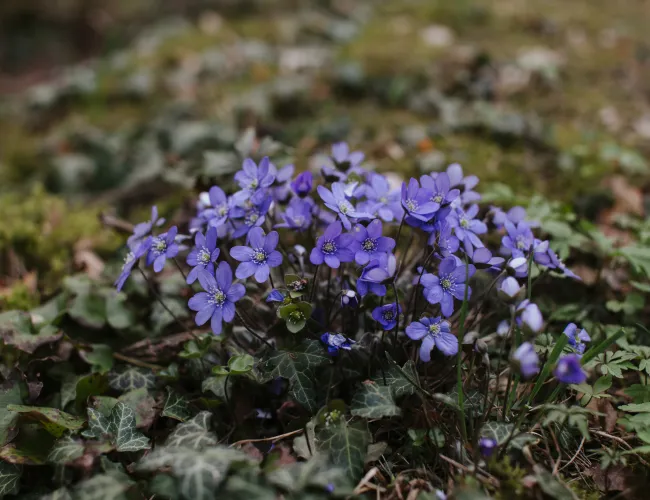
(100, 212, 134, 233)
(229, 428, 303, 447)
(112, 352, 163, 371)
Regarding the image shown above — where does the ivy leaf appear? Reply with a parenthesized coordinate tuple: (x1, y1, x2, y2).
(105, 293, 134, 330)
(0, 311, 62, 354)
(41, 487, 72, 500)
(350, 382, 402, 418)
(72, 471, 134, 500)
(201, 375, 233, 400)
(479, 421, 513, 445)
(78, 344, 114, 374)
(373, 360, 418, 398)
(0, 462, 21, 497)
(68, 293, 106, 329)
(61, 373, 108, 411)
(0, 381, 23, 446)
(7, 405, 84, 437)
(0, 443, 45, 465)
(108, 367, 155, 392)
(110, 402, 150, 452)
(47, 436, 85, 464)
(228, 354, 254, 374)
(316, 420, 370, 481)
(162, 388, 191, 422)
(261, 340, 329, 413)
(165, 412, 218, 450)
(86, 407, 113, 439)
(266, 455, 352, 495)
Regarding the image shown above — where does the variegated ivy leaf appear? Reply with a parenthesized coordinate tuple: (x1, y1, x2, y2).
(479, 421, 513, 445)
(0, 462, 21, 497)
(165, 412, 217, 450)
(110, 402, 150, 452)
(47, 436, 85, 464)
(85, 407, 112, 439)
(372, 360, 418, 399)
(266, 455, 352, 495)
(41, 487, 72, 500)
(350, 381, 402, 418)
(108, 368, 155, 392)
(316, 420, 370, 481)
(72, 471, 133, 500)
(162, 387, 191, 422)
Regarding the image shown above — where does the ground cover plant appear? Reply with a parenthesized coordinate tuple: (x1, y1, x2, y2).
(2, 136, 650, 499)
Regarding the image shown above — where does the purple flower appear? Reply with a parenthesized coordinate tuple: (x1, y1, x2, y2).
(341, 288, 359, 308)
(448, 205, 487, 253)
(318, 182, 371, 230)
(266, 289, 285, 303)
(145, 226, 179, 273)
(421, 257, 475, 317)
(186, 227, 220, 284)
(272, 164, 295, 202)
(496, 320, 510, 336)
(230, 227, 283, 283)
(188, 262, 245, 335)
(401, 178, 439, 223)
(350, 220, 396, 266)
(469, 247, 505, 272)
(446, 163, 480, 205)
(127, 205, 165, 248)
(331, 142, 365, 171)
(428, 220, 460, 257)
(320, 332, 354, 355)
(554, 354, 587, 384)
(310, 221, 355, 269)
(275, 198, 313, 231)
(114, 239, 150, 291)
(235, 157, 276, 192)
(564, 323, 590, 354)
(492, 205, 529, 229)
(406, 316, 457, 361)
(512, 342, 540, 378)
(534, 241, 581, 281)
(420, 172, 460, 211)
(359, 173, 403, 222)
(291, 171, 313, 197)
(516, 300, 544, 333)
(501, 221, 534, 256)
(356, 253, 396, 297)
(205, 186, 233, 229)
(230, 196, 272, 239)
(372, 303, 402, 330)
(479, 437, 497, 458)
(498, 277, 522, 302)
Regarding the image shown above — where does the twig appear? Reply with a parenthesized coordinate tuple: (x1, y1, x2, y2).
(100, 212, 134, 233)
(438, 454, 500, 488)
(229, 428, 303, 447)
(112, 352, 163, 371)
(353, 468, 383, 496)
(235, 311, 273, 349)
(559, 437, 585, 472)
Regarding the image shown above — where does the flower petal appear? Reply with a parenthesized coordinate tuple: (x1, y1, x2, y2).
(236, 261, 257, 279)
(196, 305, 216, 326)
(406, 321, 427, 340)
(435, 332, 458, 356)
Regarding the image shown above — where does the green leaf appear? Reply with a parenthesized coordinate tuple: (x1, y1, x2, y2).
(79, 344, 114, 374)
(86, 407, 113, 439)
(480, 421, 513, 445)
(266, 455, 352, 495)
(228, 354, 254, 374)
(105, 293, 134, 330)
(586, 350, 636, 378)
(7, 405, 84, 437)
(201, 376, 233, 400)
(162, 388, 191, 422)
(581, 328, 625, 366)
(41, 487, 72, 500)
(68, 293, 106, 329)
(47, 436, 85, 464)
(108, 367, 155, 392)
(0, 442, 45, 465)
(372, 360, 418, 398)
(0, 311, 62, 354)
(110, 401, 150, 452)
(0, 381, 23, 446)
(165, 412, 218, 450)
(625, 384, 650, 403)
(350, 382, 402, 418)
(61, 373, 109, 411)
(261, 340, 329, 413)
(618, 402, 650, 413)
(571, 375, 612, 405)
(72, 472, 133, 500)
(316, 420, 370, 481)
(535, 467, 575, 500)
(0, 462, 21, 497)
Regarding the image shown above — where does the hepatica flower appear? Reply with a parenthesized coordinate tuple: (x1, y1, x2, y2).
(502, 221, 534, 256)
(341, 288, 359, 308)
(291, 171, 313, 197)
(421, 257, 475, 317)
(359, 173, 403, 222)
(127, 205, 165, 248)
(554, 354, 587, 384)
(310, 221, 355, 269)
(406, 316, 457, 361)
(563, 323, 591, 354)
(114, 239, 150, 291)
(401, 178, 439, 224)
(146, 226, 179, 272)
(205, 186, 232, 228)
(320, 332, 355, 355)
(331, 142, 365, 171)
(498, 277, 522, 302)
(372, 303, 402, 330)
(512, 342, 540, 378)
(275, 198, 313, 231)
(230, 227, 282, 283)
(429, 220, 459, 257)
(350, 220, 396, 265)
(188, 262, 245, 335)
(318, 182, 371, 230)
(356, 253, 396, 297)
(449, 205, 487, 253)
(235, 157, 276, 193)
(516, 299, 543, 333)
(420, 172, 460, 211)
(231, 196, 272, 238)
(186, 227, 220, 284)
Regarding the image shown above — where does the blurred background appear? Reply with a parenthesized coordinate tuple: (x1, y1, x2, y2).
(1, 0, 649, 308)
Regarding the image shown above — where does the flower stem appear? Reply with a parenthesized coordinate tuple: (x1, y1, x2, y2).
(173, 257, 188, 282)
(309, 265, 320, 303)
(392, 282, 400, 344)
(456, 259, 470, 443)
(235, 311, 273, 349)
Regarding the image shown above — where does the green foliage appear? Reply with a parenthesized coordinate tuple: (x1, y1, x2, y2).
(84, 401, 150, 452)
(0, 462, 21, 497)
(350, 381, 402, 418)
(541, 404, 598, 440)
(165, 412, 218, 450)
(7, 405, 85, 437)
(571, 375, 612, 406)
(162, 388, 191, 422)
(315, 419, 370, 480)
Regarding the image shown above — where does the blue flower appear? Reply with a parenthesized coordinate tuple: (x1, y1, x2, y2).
(446, 163, 480, 205)
(275, 198, 313, 231)
(272, 163, 295, 202)
(420, 172, 460, 211)
(372, 303, 402, 330)
(114, 239, 150, 291)
(230, 196, 272, 238)
(350, 220, 396, 266)
(331, 142, 365, 171)
(291, 171, 313, 197)
(266, 289, 286, 303)
(186, 227, 220, 284)
(516, 299, 544, 333)
(501, 221, 534, 256)
(127, 205, 165, 248)
(406, 316, 457, 361)
(564, 323, 590, 354)
(492, 205, 529, 229)
(310, 221, 355, 269)
(230, 227, 283, 283)
(320, 332, 355, 355)
(421, 257, 475, 317)
(145, 226, 180, 273)
(479, 437, 497, 458)
(205, 186, 233, 228)
(512, 342, 540, 378)
(356, 253, 396, 297)
(554, 354, 587, 384)
(448, 205, 487, 253)
(498, 277, 522, 302)
(358, 173, 403, 222)
(428, 220, 459, 257)
(188, 262, 245, 335)
(401, 178, 439, 223)
(235, 157, 276, 193)
(534, 241, 581, 281)
(318, 182, 371, 230)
